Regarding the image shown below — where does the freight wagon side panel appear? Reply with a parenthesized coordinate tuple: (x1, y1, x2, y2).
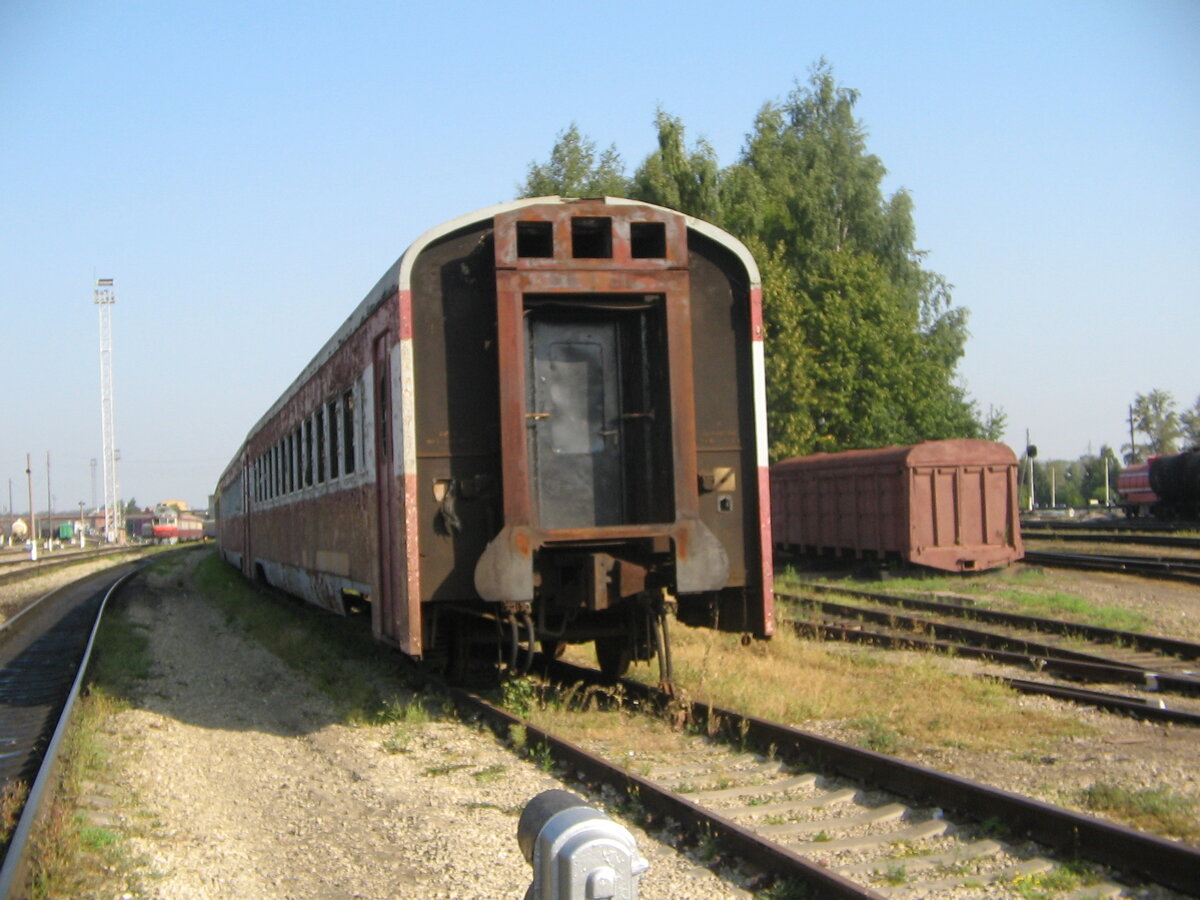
(909, 457, 1022, 571)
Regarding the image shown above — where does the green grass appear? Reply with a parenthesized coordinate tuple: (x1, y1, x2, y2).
(1078, 782, 1199, 841)
(1006, 862, 1097, 899)
(778, 563, 1150, 632)
(988, 588, 1148, 632)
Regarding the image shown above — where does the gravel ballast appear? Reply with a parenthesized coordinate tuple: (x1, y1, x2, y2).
(71, 558, 752, 899)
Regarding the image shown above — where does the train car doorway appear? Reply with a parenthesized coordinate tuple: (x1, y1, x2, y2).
(524, 296, 674, 531)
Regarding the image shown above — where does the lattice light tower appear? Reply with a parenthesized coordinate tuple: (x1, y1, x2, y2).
(95, 278, 123, 543)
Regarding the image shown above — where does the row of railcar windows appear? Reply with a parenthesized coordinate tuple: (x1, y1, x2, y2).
(251, 386, 359, 505)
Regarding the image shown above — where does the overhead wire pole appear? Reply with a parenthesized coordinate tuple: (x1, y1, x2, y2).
(95, 278, 123, 543)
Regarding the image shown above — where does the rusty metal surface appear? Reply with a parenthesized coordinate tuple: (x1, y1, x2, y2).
(772, 439, 1023, 573)
(217, 197, 774, 660)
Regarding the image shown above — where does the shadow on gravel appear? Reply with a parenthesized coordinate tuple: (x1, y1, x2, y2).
(90, 547, 440, 740)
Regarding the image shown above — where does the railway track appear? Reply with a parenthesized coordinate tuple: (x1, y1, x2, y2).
(0, 566, 139, 894)
(778, 584, 1200, 726)
(467, 659, 1200, 897)
(1022, 529, 1200, 552)
(1022, 549, 1200, 584)
(0, 545, 150, 587)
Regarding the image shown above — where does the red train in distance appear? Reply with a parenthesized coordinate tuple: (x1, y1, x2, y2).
(215, 197, 774, 682)
(150, 505, 205, 544)
(771, 439, 1023, 573)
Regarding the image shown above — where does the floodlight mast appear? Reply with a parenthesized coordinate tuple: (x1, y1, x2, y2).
(95, 278, 123, 543)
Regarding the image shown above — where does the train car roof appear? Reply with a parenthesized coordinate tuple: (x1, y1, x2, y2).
(773, 439, 1018, 472)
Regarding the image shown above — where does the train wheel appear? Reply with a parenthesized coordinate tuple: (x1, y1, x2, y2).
(595, 635, 632, 680)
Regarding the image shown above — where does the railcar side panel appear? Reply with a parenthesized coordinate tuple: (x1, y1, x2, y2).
(772, 440, 1022, 573)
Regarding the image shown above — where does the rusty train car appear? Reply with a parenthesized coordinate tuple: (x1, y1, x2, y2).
(215, 197, 774, 679)
(771, 440, 1023, 573)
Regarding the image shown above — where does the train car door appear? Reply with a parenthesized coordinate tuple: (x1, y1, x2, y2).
(527, 315, 623, 529)
(372, 333, 402, 643)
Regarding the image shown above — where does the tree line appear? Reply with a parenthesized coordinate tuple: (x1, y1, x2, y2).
(518, 61, 1002, 464)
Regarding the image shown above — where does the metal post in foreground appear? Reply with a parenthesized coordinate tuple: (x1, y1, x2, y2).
(518, 789, 648, 900)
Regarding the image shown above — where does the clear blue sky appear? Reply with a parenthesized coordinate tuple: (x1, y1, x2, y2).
(2, 0, 1197, 514)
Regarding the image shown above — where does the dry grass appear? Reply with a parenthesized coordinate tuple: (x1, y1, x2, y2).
(603, 619, 1091, 757)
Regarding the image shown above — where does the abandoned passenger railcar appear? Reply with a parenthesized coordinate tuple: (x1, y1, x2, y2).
(215, 197, 774, 679)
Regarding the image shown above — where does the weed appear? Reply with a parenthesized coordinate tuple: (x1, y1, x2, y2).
(977, 816, 1008, 838)
(1006, 863, 1088, 899)
(1078, 782, 1199, 840)
(423, 763, 472, 777)
(472, 764, 507, 784)
(501, 676, 537, 718)
(1, 780, 29, 847)
(850, 714, 902, 754)
(530, 741, 555, 772)
(76, 823, 120, 851)
(760, 876, 808, 899)
(508, 723, 527, 751)
(878, 862, 907, 886)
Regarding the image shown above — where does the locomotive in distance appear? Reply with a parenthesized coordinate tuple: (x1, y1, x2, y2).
(1116, 448, 1200, 520)
(771, 440, 1024, 573)
(145, 504, 205, 544)
(215, 197, 774, 681)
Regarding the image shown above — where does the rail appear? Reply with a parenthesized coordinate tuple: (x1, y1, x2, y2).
(0, 569, 138, 896)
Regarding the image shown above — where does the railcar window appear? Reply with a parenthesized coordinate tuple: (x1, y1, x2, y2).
(294, 427, 302, 491)
(304, 420, 314, 487)
(328, 399, 340, 480)
(315, 409, 326, 483)
(285, 433, 294, 494)
(517, 220, 554, 258)
(571, 217, 612, 258)
(630, 222, 667, 258)
(343, 389, 356, 474)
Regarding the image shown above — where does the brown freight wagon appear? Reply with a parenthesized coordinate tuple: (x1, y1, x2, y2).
(771, 439, 1023, 572)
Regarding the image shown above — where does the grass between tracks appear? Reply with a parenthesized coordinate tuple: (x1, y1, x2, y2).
(783, 565, 1152, 633)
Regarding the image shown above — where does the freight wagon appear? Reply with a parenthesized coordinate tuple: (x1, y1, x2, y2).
(771, 439, 1023, 573)
(216, 197, 774, 681)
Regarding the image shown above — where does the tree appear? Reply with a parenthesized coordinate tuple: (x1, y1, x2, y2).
(631, 109, 723, 223)
(1181, 395, 1200, 449)
(1124, 390, 1183, 462)
(124, 497, 138, 514)
(518, 123, 629, 198)
(708, 62, 982, 459)
(520, 62, 994, 461)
